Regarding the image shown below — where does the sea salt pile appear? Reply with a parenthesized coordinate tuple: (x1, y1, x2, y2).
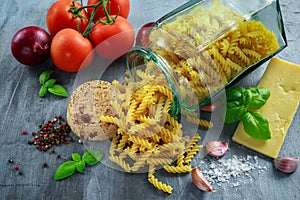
(196, 155, 268, 189)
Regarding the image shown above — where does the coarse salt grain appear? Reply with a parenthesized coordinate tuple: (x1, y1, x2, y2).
(197, 155, 267, 190)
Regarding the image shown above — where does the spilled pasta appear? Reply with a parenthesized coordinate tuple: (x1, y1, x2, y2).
(100, 62, 208, 194)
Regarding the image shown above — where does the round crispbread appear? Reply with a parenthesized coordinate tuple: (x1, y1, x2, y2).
(67, 80, 118, 141)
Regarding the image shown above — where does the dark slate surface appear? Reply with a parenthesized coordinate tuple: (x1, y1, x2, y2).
(0, 0, 299, 199)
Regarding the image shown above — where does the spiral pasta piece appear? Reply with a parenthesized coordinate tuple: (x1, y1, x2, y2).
(148, 174, 173, 194)
(163, 165, 192, 173)
(183, 145, 202, 165)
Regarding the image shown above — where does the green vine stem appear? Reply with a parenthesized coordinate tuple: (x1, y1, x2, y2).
(69, 0, 120, 37)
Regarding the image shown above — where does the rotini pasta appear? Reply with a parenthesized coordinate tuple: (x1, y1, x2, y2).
(148, 174, 173, 194)
(97, 0, 281, 194)
(163, 165, 192, 173)
(148, 2, 280, 105)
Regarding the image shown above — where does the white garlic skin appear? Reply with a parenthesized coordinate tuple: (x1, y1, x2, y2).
(191, 167, 214, 192)
(274, 157, 299, 174)
(206, 141, 228, 158)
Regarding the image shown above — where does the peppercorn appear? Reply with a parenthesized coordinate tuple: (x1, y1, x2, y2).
(18, 171, 23, 176)
(57, 155, 61, 159)
(26, 114, 73, 152)
(42, 162, 48, 168)
(8, 158, 13, 163)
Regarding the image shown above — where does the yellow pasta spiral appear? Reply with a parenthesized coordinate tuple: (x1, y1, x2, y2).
(163, 165, 192, 173)
(148, 175, 173, 194)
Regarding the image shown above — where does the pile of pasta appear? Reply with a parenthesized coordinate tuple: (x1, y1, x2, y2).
(149, 0, 280, 106)
(100, 63, 210, 194)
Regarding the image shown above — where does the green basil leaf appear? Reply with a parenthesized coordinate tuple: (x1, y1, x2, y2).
(39, 85, 48, 97)
(246, 87, 270, 110)
(48, 84, 69, 97)
(39, 70, 52, 85)
(241, 89, 253, 107)
(83, 150, 103, 165)
(225, 101, 247, 124)
(53, 160, 76, 181)
(241, 112, 271, 140)
(75, 160, 86, 173)
(226, 86, 245, 101)
(44, 79, 56, 88)
(72, 153, 82, 162)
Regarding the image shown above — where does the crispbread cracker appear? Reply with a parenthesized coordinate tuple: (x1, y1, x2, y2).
(67, 80, 118, 141)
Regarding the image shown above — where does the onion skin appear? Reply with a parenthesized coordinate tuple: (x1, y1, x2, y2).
(11, 26, 51, 66)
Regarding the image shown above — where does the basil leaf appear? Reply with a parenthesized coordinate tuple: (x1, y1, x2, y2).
(225, 101, 247, 124)
(53, 160, 76, 181)
(39, 85, 48, 97)
(39, 70, 52, 85)
(226, 86, 245, 101)
(83, 150, 103, 165)
(246, 87, 270, 110)
(72, 153, 81, 162)
(44, 79, 56, 88)
(48, 84, 69, 97)
(241, 112, 271, 140)
(241, 89, 253, 107)
(75, 160, 86, 173)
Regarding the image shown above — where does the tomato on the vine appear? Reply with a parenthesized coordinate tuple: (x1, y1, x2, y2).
(51, 29, 94, 72)
(89, 15, 134, 60)
(46, 0, 89, 36)
(87, 0, 130, 21)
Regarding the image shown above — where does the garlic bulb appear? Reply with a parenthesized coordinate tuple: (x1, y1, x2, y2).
(206, 141, 228, 158)
(191, 167, 213, 192)
(274, 157, 299, 174)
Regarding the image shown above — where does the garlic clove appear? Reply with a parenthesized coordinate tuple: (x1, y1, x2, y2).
(191, 167, 214, 192)
(206, 141, 228, 158)
(274, 157, 299, 174)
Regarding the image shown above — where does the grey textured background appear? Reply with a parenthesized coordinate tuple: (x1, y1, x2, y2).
(0, 0, 299, 199)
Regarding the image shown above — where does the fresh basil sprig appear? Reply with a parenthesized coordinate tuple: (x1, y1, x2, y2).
(38, 70, 69, 98)
(54, 150, 103, 181)
(225, 86, 271, 140)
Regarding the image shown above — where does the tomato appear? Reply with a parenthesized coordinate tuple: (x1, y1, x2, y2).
(89, 16, 134, 60)
(46, 0, 89, 36)
(87, 0, 130, 21)
(51, 29, 94, 72)
(135, 22, 154, 47)
(200, 101, 221, 112)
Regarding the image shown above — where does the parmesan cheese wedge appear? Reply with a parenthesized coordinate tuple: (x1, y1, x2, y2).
(232, 57, 300, 158)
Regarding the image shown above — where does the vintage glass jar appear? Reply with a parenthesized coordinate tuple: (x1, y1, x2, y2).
(126, 0, 287, 115)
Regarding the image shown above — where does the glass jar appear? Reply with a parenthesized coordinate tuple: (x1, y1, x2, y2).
(126, 0, 287, 115)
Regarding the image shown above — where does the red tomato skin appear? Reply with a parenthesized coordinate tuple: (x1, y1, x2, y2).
(87, 0, 130, 21)
(135, 22, 154, 47)
(46, 0, 89, 36)
(200, 101, 221, 112)
(51, 29, 94, 72)
(89, 16, 134, 60)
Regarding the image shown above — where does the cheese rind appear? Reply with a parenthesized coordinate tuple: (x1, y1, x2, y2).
(232, 57, 300, 158)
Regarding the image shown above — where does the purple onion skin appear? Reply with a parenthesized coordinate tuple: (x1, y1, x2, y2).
(11, 26, 51, 66)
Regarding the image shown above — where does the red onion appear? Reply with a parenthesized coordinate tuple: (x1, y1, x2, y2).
(11, 26, 51, 66)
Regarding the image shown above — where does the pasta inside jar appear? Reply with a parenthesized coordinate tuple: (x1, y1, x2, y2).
(127, 0, 283, 112)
